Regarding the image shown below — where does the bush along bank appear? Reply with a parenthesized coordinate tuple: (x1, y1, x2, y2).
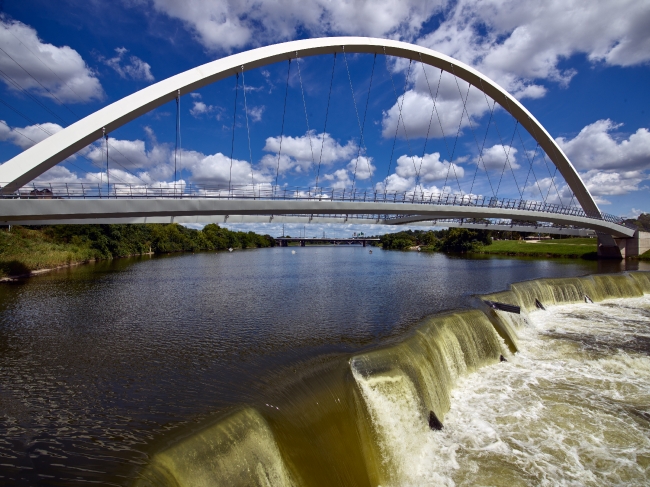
(0, 224, 275, 278)
(380, 228, 492, 252)
(379, 228, 598, 259)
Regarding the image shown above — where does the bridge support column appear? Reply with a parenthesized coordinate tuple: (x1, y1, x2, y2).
(300, 240, 305, 247)
(598, 231, 650, 259)
(362, 240, 366, 247)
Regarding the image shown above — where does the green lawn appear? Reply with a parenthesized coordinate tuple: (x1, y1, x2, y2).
(475, 238, 598, 259)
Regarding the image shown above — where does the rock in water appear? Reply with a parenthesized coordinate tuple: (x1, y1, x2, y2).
(535, 298, 546, 310)
(428, 411, 443, 431)
(500, 355, 507, 362)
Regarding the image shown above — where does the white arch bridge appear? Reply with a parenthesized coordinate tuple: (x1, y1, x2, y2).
(0, 37, 642, 255)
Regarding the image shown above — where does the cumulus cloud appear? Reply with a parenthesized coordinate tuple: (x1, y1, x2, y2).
(101, 47, 154, 82)
(557, 119, 650, 171)
(478, 144, 519, 171)
(347, 156, 375, 181)
(374, 151, 465, 195)
(394, 152, 465, 182)
(145, 0, 442, 52)
(248, 105, 264, 122)
(0, 120, 63, 149)
(0, 16, 103, 102)
(420, 0, 650, 90)
(381, 70, 491, 140)
(262, 131, 356, 174)
(322, 168, 352, 189)
(383, 0, 650, 141)
(190, 100, 215, 117)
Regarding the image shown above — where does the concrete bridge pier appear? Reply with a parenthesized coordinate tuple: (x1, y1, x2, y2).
(362, 240, 366, 247)
(300, 240, 306, 247)
(597, 231, 650, 259)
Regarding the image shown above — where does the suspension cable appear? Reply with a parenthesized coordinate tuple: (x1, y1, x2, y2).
(384, 49, 418, 194)
(414, 58, 440, 194)
(516, 126, 545, 201)
(472, 82, 500, 197)
(104, 127, 109, 193)
(492, 92, 536, 201)
(494, 120, 520, 198)
(442, 75, 469, 195)
(0, 64, 146, 184)
(0, 119, 104, 184)
(295, 53, 316, 186)
(241, 67, 255, 188)
(229, 74, 239, 192)
(274, 60, 292, 189)
(174, 91, 179, 185)
(449, 66, 496, 198)
(316, 54, 336, 189)
(521, 114, 565, 207)
(343, 48, 375, 191)
(0, 97, 131, 185)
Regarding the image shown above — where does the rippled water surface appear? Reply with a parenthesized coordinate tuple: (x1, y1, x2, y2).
(0, 247, 645, 485)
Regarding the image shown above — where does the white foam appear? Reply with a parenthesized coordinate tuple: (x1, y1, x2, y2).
(356, 296, 650, 486)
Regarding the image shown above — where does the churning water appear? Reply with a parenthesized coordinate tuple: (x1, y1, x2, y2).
(0, 247, 648, 486)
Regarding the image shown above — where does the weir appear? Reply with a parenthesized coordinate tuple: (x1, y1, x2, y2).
(134, 271, 650, 487)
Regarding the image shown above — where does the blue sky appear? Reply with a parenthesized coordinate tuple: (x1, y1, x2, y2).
(1, 0, 649, 236)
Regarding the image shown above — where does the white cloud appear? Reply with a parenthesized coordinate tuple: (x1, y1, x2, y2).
(394, 152, 465, 182)
(189, 101, 215, 117)
(419, 0, 650, 91)
(347, 156, 375, 181)
(382, 1, 650, 142)
(557, 119, 650, 171)
(146, 0, 442, 52)
(101, 47, 154, 82)
(580, 169, 647, 197)
(478, 144, 519, 170)
(381, 71, 491, 140)
(248, 105, 264, 122)
(262, 131, 356, 174)
(322, 168, 352, 189)
(0, 16, 103, 102)
(525, 169, 648, 207)
(0, 120, 64, 149)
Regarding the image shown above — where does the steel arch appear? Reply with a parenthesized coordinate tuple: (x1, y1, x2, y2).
(0, 36, 600, 217)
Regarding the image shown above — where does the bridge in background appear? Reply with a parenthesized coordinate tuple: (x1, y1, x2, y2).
(0, 37, 643, 257)
(275, 237, 380, 247)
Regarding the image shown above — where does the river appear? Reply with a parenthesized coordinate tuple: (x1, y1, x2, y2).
(0, 247, 648, 486)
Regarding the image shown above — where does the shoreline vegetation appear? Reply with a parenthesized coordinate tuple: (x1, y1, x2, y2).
(0, 224, 275, 279)
(380, 228, 602, 259)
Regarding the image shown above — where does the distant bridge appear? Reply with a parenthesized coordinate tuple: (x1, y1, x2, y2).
(275, 237, 380, 247)
(0, 37, 640, 256)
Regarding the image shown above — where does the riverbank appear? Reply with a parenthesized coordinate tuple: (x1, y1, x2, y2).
(471, 237, 598, 259)
(0, 224, 275, 278)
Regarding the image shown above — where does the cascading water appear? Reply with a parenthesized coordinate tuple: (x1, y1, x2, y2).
(134, 272, 650, 486)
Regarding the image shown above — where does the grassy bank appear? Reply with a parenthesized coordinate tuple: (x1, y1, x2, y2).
(473, 238, 597, 259)
(0, 224, 275, 278)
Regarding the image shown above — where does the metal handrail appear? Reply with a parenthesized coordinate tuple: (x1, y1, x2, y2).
(0, 182, 627, 226)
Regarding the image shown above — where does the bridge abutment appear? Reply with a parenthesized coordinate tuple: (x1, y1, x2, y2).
(597, 231, 650, 259)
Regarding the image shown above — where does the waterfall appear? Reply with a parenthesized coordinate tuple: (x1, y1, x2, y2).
(134, 271, 650, 487)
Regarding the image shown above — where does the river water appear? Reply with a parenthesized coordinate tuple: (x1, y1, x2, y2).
(0, 247, 648, 486)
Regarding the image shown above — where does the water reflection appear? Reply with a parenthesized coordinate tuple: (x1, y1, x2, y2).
(0, 247, 646, 485)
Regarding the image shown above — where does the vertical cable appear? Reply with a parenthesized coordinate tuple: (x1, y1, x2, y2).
(295, 53, 316, 185)
(316, 54, 336, 189)
(104, 127, 109, 195)
(275, 60, 292, 189)
(229, 74, 239, 193)
(241, 67, 255, 188)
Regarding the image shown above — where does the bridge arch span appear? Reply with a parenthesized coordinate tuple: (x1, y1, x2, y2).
(0, 37, 600, 218)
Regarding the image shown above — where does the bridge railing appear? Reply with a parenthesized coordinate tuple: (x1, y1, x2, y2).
(1, 182, 628, 227)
